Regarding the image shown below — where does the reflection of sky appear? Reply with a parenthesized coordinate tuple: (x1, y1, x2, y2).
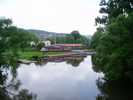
(17, 56, 102, 100)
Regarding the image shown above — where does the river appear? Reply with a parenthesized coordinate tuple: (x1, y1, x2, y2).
(1, 56, 133, 100)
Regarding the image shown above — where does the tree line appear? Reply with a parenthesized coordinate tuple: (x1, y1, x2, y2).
(48, 30, 90, 47)
(91, 0, 133, 82)
(0, 18, 38, 66)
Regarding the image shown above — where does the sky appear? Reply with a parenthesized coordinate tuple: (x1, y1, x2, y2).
(0, 0, 100, 35)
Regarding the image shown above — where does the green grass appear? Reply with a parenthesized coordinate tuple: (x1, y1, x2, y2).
(19, 51, 43, 60)
(19, 51, 65, 60)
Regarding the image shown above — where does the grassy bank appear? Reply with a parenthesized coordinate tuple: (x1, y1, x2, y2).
(19, 51, 65, 60)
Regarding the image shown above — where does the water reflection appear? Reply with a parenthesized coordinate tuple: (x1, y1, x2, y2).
(16, 56, 102, 100)
(96, 79, 133, 100)
(1, 56, 132, 100)
(0, 68, 37, 100)
(65, 57, 85, 67)
(37, 56, 85, 67)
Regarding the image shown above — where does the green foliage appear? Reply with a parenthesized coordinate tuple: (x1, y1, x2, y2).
(36, 42, 45, 50)
(91, 27, 104, 49)
(48, 31, 90, 48)
(95, 0, 133, 25)
(70, 30, 81, 43)
(19, 51, 43, 60)
(19, 51, 65, 60)
(92, 0, 133, 81)
(64, 34, 74, 43)
(79, 35, 90, 48)
(0, 18, 38, 65)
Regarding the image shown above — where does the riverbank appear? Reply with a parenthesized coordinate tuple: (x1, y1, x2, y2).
(18, 49, 94, 60)
(19, 51, 66, 60)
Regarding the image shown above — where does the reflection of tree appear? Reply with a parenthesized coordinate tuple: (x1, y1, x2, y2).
(13, 89, 37, 100)
(0, 68, 10, 99)
(96, 78, 133, 100)
(35, 61, 48, 66)
(91, 56, 101, 73)
(0, 18, 38, 100)
(92, 64, 101, 73)
(66, 57, 85, 67)
(0, 67, 37, 100)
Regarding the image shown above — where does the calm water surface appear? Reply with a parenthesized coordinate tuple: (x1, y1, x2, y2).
(2, 56, 133, 100)
(17, 56, 102, 100)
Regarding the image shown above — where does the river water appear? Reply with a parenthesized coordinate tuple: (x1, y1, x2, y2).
(1, 56, 133, 100)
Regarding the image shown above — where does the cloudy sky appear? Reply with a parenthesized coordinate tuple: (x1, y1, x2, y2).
(0, 0, 100, 35)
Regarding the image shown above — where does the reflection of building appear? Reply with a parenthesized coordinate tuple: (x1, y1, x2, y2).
(40, 44, 83, 52)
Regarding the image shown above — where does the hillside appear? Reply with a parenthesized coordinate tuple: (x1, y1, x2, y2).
(28, 29, 67, 39)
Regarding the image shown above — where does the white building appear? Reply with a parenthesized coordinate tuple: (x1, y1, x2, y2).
(43, 40, 51, 47)
(30, 41, 36, 47)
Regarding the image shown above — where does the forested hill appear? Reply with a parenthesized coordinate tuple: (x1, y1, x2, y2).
(28, 29, 67, 39)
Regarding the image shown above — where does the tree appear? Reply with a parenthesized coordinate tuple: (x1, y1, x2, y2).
(91, 0, 133, 81)
(90, 27, 104, 49)
(36, 42, 45, 50)
(95, 0, 133, 25)
(70, 30, 81, 43)
(96, 78, 133, 100)
(0, 18, 38, 66)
